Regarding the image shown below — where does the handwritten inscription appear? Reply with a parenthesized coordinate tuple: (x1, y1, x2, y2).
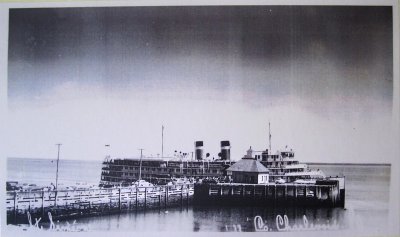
(22, 212, 88, 232)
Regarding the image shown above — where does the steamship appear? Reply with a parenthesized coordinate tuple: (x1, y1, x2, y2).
(100, 141, 233, 185)
(100, 140, 325, 185)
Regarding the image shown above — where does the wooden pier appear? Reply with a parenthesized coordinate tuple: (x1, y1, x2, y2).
(6, 184, 194, 225)
(194, 179, 345, 208)
(6, 178, 345, 225)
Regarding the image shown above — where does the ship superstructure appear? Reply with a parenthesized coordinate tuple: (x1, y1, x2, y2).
(100, 158, 234, 185)
(100, 143, 325, 185)
(243, 146, 325, 183)
(100, 140, 234, 185)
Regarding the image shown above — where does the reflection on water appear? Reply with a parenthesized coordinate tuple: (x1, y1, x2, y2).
(6, 204, 389, 233)
(192, 206, 346, 232)
(67, 205, 388, 232)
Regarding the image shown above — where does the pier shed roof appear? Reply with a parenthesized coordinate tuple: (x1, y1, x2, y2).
(227, 159, 269, 173)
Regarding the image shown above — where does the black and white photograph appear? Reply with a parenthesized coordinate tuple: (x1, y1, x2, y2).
(1, 1, 399, 236)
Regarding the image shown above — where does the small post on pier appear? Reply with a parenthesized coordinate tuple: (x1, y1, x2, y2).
(158, 187, 162, 207)
(144, 187, 147, 209)
(118, 188, 121, 211)
(285, 184, 288, 201)
(41, 190, 45, 218)
(342, 176, 346, 208)
(54, 190, 58, 208)
(135, 186, 139, 209)
(109, 197, 112, 211)
(165, 186, 168, 207)
(186, 185, 190, 205)
(129, 189, 132, 210)
(181, 185, 184, 205)
(13, 191, 17, 224)
(264, 185, 267, 200)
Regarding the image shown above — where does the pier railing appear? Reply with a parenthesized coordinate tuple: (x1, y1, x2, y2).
(194, 181, 344, 208)
(6, 184, 194, 225)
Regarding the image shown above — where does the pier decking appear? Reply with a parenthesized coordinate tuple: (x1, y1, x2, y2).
(194, 180, 345, 207)
(6, 184, 194, 225)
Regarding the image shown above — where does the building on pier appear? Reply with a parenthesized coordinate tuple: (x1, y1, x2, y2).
(226, 156, 269, 184)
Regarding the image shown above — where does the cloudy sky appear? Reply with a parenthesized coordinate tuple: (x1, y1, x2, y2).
(7, 6, 395, 163)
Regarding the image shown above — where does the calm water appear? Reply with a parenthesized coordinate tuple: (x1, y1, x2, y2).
(7, 158, 103, 186)
(6, 158, 391, 233)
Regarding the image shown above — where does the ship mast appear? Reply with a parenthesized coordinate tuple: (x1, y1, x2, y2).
(268, 122, 272, 155)
(105, 144, 110, 161)
(55, 143, 62, 190)
(138, 148, 144, 180)
(161, 125, 164, 158)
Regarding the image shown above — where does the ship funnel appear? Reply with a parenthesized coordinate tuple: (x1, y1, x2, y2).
(262, 149, 268, 161)
(220, 140, 231, 160)
(195, 141, 204, 160)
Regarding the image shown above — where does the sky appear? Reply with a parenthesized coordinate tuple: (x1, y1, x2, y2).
(6, 6, 395, 163)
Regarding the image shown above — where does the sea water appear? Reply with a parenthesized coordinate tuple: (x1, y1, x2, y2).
(7, 158, 102, 187)
(6, 158, 391, 233)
